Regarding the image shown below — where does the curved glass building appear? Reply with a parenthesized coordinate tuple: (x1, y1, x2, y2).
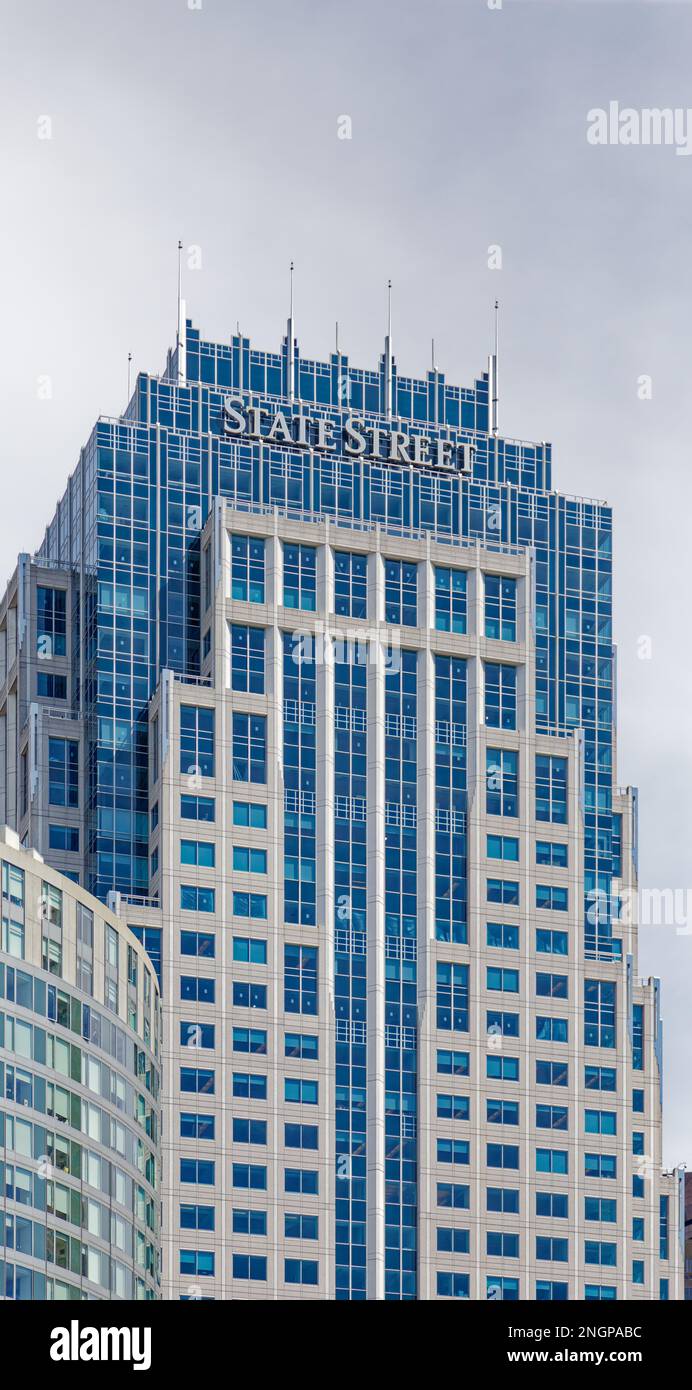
(0, 827, 162, 1299)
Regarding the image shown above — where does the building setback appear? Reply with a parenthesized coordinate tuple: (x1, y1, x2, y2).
(0, 306, 682, 1299)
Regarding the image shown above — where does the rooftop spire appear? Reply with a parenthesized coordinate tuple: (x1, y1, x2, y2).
(287, 260, 296, 402)
(488, 298, 499, 437)
(176, 239, 186, 384)
(384, 279, 393, 418)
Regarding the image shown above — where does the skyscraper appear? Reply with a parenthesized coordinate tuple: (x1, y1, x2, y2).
(0, 301, 681, 1299)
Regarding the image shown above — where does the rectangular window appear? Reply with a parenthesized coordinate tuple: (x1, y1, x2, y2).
(484, 663, 517, 730)
(284, 944, 318, 1015)
(487, 879, 519, 906)
(180, 794, 215, 822)
(536, 972, 568, 998)
(283, 543, 316, 611)
(536, 884, 568, 911)
(48, 739, 79, 808)
(232, 1073, 268, 1100)
(486, 748, 518, 817)
(180, 975, 215, 1003)
(48, 824, 79, 852)
(536, 1016, 568, 1043)
(180, 839, 215, 867)
(180, 930, 215, 958)
(180, 705, 214, 778)
(233, 936, 267, 964)
(434, 566, 466, 633)
(284, 1123, 318, 1151)
(585, 1066, 617, 1091)
(180, 1067, 215, 1094)
(584, 979, 616, 1048)
(233, 801, 267, 829)
(232, 1166, 267, 1192)
(180, 885, 215, 913)
(486, 921, 519, 949)
(536, 840, 568, 867)
(384, 559, 417, 626)
(487, 1056, 519, 1081)
(180, 1114, 215, 1141)
(436, 961, 469, 1032)
(41, 881, 63, 975)
(37, 672, 67, 699)
(230, 624, 265, 693)
(232, 846, 267, 873)
(232, 981, 267, 1009)
(232, 892, 267, 919)
(285, 1033, 319, 1060)
(536, 1060, 568, 1086)
(232, 1028, 267, 1054)
(536, 1104, 568, 1131)
(285, 1078, 319, 1105)
(437, 1094, 470, 1121)
(232, 713, 266, 783)
(535, 754, 567, 823)
(536, 928, 568, 955)
(486, 834, 519, 862)
(484, 574, 516, 641)
(334, 551, 367, 619)
(231, 535, 265, 602)
(37, 586, 67, 656)
(584, 1153, 617, 1180)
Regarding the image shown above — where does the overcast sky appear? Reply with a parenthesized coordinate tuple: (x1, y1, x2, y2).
(1, 0, 691, 1167)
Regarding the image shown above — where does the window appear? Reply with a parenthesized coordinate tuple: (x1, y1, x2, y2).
(535, 754, 567, 823)
(181, 794, 215, 822)
(230, 624, 265, 693)
(585, 1197, 616, 1223)
(437, 1049, 469, 1076)
(180, 1021, 214, 1049)
(436, 1227, 470, 1253)
(487, 1056, 519, 1081)
(536, 1192, 568, 1218)
(585, 1242, 617, 1268)
(584, 1285, 617, 1301)
(285, 1033, 319, 1060)
(37, 672, 67, 699)
(75, 901, 93, 993)
(486, 921, 519, 949)
(536, 840, 568, 868)
(585, 1065, 616, 1092)
(632, 1217, 645, 1242)
(284, 944, 318, 1015)
(486, 1276, 519, 1301)
(536, 884, 568, 911)
(484, 574, 516, 640)
(283, 543, 316, 610)
(180, 1113, 215, 1140)
(48, 825, 79, 852)
(487, 879, 519, 906)
(180, 930, 215, 958)
(41, 882, 63, 975)
(232, 1254, 267, 1281)
(285, 1078, 318, 1105)
(231, 535, 265, 602)
(437, 1094, 470, 1121)
(181, 839, 215, 867)
(232, 982, 267, 1009)
(660, 1195, 669, 1260)
(632, 1088, 644, 1114)
(434, 566, 466, 634)
(585, 1153, 617, 1179)
(180, 1159, 215, 1185)
(536, 1016, 568, 1043)
(536, 1060, 568, 1087)
(484, 663, 517, 730)
(487, 966, 519, 992)
(180, 885, 215, 913)
(180, 705, 214, 778)
(180, 975, 215, 1003)
(632, 1004, 643, 1069)
(285, 1213, 318, 1240)
(537, 1237, 568, 1262)
(232, 1073, 267, 1100)
(180, 1250, 215, 1277)
(436, 961, 469, 1031)
(437, 1139, 469, 1166)
(487, 1099, 519, 1125)
(536, 1281, 568, 1301)
(285, 1123, 318, 1150)
(232, 1028, 267, 1054)
(233, 801, 267, 829)
(232, 1165, 267, 1191)
(37, 586, 66, 656)
(232, 1208, 267, 1235)
(232, 713, 266, 783)
(585, 1109, 616, 1136)
(486, 748, 518, 817)
(285, 1259, 318, 1286)
(584, 979, 616, 1048)
(334, 551, 367, 619)
(536, 972, 568, 998)
(180, 1205, 215, 1231)
(437, 1183, 470, 1209)
(487, 1144, 519, 1170)
(48, 739, 78, 807)
(232, 892, 267, 919)
(536, 1104, 568, 1130)
(488, 1231, 519, 1258)
(487, 1010, 519, 1038)
(384, 559, 417, 626)
(232, 1118, 267, 1144)
(487, 1187, 519, 1213)
(536, 928, 568, 955)
(437, 1272, 470, 1298)
(233, 936, 267, 964)
(285, 1169, 319, 1195)
(180, 1067, 214, 1095)
(487, 834, 519, 862)
(536, 1149, 568, 1175)
(233, 846, 267, 873)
